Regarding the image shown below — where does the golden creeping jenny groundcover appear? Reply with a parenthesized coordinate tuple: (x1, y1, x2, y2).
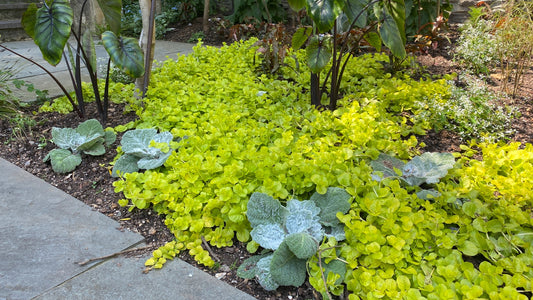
(112, 40, 533, 298)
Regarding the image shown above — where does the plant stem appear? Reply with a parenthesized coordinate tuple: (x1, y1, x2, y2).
(0, 44, 82, 118)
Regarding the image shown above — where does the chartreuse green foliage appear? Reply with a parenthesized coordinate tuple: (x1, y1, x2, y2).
(113, 40, 436, 270)
(44, 119, 116, 173)
(338, 142, 533, 299)
(111, 129, 177, 178)
(39, 81, 138, 114)
(111, 40, 532, 297)
(236, 188, 350, 291)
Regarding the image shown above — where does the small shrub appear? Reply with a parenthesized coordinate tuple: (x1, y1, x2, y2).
(237, 188, 350, 292)
(112, 128, 177, 178)
(416, 74, 519, 142)
(228, 0, 286, 24)
(44, 119, 116, 173)
(454, 17, 499, 75)
(492, 0, 533, 96)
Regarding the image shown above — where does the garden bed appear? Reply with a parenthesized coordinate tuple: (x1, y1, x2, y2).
(1, 19, 533, 300)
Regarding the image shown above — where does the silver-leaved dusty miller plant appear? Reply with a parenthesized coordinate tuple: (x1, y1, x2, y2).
(111, 128, 177, 177)
(370, 152, 456, 199)
(43, 119, 116, 173)
(237, 187, 351, 291)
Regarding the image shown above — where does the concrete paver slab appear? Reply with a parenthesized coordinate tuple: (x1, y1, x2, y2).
(0, 39, 195, 101)
(0, 158, 145, 300)
(36, 254, 257, 300)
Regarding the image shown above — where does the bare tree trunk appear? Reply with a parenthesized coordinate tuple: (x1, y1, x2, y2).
(136, 0, 156, 97)
(155, 0, 162, 14)
(203, 0, 210, 33)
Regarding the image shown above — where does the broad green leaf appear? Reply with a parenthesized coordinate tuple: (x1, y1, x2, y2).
(364, 31, 382, 52)
(285, 232, 318, 259)
(306, 35, 332, 74)
(21, 3, 38, 39)
(288, 0, 306, 10)
(247, 192, 289, 228)
(95, 0, 122, 34)
(458, 240, 479, 256)
(383, 0, 406, 45)
(270, 241, 307, 287)
(101, 31, 144, 78)
(485, 219, 503, 233)
(403, 152, 455, 186)
(120, 128, 158, 154)
(33, 0, 73, 66)
(51, 127, 83, 151)
(76, 119, 104, 137)
(370, 153, 405, 181)
(47, 148, 82, 173)
(306, 0, 345, 33)
(322, 259, 346, 285)
(416, 189, 441, 200)
(251, 223, 287, 250)
(292, 26, 312, 50)
(462, 201, 477, 218)
(256, 255, 279, 291)
(324, 224, 346, 241)
(237, 254, 269, 279)
(375, 2, 406, 59)
(152, 131, 174, 144)
(75, 119, 106, 152)
(285, 200, 324, 241)
(137, 150, 173, 170)
(343, 0, 369, 28)
(82, 29, 97, 72)
(472, 218, 487, 233)
(81, 143, 106, 156)
(103, 129, 117, 146)
(112, 154, 140, 177)
(310, 187, 351, 226)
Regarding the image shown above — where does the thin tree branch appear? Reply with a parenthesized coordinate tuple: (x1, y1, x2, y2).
(76, 245, 154, 266)
(0, 44, 82, 117)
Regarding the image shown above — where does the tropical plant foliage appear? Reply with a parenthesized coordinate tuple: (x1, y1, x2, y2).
(286, 0, 408, 109)
(14, 0, 145, 123)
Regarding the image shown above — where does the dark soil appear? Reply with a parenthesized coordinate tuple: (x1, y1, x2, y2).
(1, 17, 532, 300)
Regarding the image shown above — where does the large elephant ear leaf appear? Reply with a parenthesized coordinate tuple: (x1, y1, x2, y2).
(288, 0, 306, 10)
(21, 3, 38, 39)
(306, 0, 345, 33)
(101, 31, 145, 78)
(375, 2, 406, 59)
(306, 35, 333, 74)
(82, 29, 97, 73)
(95, 0, 122, 34)
(32, 0, 73, 66)
(383, 0, 406, 45)
(343, 0, 369, 28)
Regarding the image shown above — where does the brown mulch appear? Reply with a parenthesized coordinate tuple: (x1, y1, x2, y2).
(1, 17, 532, 300)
